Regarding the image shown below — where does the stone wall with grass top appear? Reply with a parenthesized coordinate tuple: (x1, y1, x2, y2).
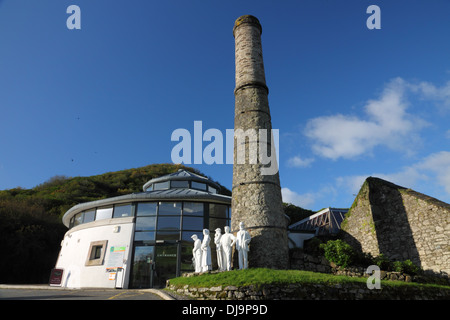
(167, 278, 450, 300)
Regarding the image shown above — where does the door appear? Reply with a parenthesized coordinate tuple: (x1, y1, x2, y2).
(153, 243, 179, 288)
(130, 245, 155, 288)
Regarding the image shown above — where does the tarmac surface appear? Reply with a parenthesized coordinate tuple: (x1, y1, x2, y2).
(0, 284, 176, 300)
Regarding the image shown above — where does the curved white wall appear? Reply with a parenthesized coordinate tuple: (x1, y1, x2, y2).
(55, 217, 134, 288)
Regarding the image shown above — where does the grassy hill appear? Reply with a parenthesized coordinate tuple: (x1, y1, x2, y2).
(0, 163, 227, 284)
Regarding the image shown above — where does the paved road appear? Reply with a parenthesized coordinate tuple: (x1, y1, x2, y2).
(0, 286, 172, 300)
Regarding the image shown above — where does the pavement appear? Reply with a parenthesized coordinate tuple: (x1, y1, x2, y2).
(0, 284, 177, 300)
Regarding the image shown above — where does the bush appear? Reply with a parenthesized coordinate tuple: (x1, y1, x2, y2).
(393, 259, 421, 275)
(320, 240, 356, 268)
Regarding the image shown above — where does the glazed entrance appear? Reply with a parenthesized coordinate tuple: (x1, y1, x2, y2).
(130, 243, 179, 288)
(129, 201, 231, 288)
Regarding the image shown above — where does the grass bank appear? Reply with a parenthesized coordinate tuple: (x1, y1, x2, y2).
(168, 268, 450, 290)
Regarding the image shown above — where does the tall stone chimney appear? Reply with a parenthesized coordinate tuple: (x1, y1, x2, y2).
(231, 15, 289, 269)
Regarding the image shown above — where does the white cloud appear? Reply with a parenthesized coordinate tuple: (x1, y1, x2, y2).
(304, 78, 428, 160)
(336, 151, 450, 199)
(409, 80, 450, 109)
(287, 156, 314, 168)
(281, 185, 338, 209)
(281, 187, 316, 208)
(336, 175, 368, 195)
(445, 130, 450, 139)
(415, 151, 450, 194)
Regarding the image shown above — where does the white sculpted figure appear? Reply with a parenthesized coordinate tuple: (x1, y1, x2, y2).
(201, 229, 212, 272)
(191, 234, 202, 273)
(236, 221, 251, 270)
(214, 228, 224, 271)
(220, 226, 236, 271)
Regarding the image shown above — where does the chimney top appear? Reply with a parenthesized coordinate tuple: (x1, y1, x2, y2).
(233, 15, 262, 37)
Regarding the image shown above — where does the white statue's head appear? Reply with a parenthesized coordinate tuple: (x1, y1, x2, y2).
(203, 229, 210, 235)
(215, 228, 222, 234)
(239, 221, 245, 230)
(224, 226, 230, 233)
(191, 234, 198, 241)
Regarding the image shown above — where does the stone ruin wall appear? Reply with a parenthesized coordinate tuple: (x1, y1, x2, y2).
(341, 177, 450, 276)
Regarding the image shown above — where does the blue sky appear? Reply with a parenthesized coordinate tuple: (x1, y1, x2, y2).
(1, 0, 450, 211)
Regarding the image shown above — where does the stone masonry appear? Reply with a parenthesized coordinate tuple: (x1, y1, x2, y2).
(341, 177, 450, 275)
(231, 15, 289, 269)
(168, 275, 450, 300)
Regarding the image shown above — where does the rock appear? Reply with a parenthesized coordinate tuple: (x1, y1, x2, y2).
(234, 291, 245, 299)
(209, 286, 222, 292)
(224, 285, 238, 291)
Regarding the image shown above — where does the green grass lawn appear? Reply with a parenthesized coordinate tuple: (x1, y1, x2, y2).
(168, 268, 450, 291)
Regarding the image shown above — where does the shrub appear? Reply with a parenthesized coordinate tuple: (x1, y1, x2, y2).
(393, 259, 421, 275)
(320, 240, 356, 268)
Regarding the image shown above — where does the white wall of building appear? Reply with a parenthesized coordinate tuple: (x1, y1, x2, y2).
(55, 217, 134, 289)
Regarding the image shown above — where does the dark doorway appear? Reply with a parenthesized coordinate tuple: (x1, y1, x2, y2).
(153, 243, 179, 288)
(130, 245, 155, 289)
(130, 243, 180, 288)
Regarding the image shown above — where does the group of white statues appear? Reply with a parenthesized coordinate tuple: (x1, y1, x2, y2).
(191, 222, 251, 272)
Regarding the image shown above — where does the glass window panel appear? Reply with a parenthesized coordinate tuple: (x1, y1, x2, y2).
(130, 246, 154, 289)
(209, 218, 230, 233)
(182, 216, 204, 230)
(182, 231, 201, 242)
(83, 210, 95, 223)
(134, 231, 156, 242)
(96, 207, 113, 221)
(208, 186, 217, 194)
(90, 246, 103, 260)
(153, 181, 169, 190)
(73, 212, 83, 226)
(156, 231, 180, 241)
(146, 184, 153, 192)
(136, 202, 157, 216)
(113, 204, 132, 218)
(157, 216, 181, 231)
(209, 203, 228, 219)
(171, 180, 189, 188)
(191, 181, 207, 190)
(135, 216, 157, 231)
(154, 245, 178, 287)
(183, 202, 203, 216)
(158, 202, 181, 215)
(180, 243, 195, 272)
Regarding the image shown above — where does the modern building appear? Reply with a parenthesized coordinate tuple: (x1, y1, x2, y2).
(52, 169, 231, 289)
(288, 208, 348, 248)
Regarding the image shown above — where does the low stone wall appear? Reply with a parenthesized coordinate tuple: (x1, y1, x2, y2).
(291, 251, 416, 282)
(290, 250, 332, 274)
(167, 282, 450, 300)
(290, 250, 450, 285)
